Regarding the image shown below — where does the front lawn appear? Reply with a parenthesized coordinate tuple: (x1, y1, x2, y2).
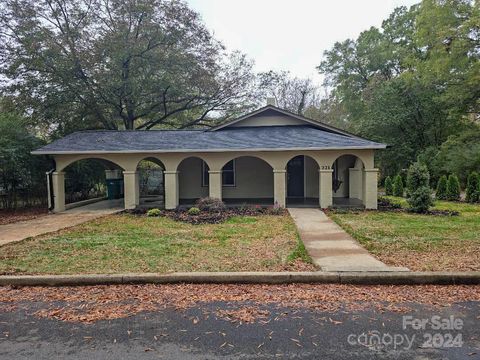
(328, 197, 480, 271)
(0, 213, 314, 274)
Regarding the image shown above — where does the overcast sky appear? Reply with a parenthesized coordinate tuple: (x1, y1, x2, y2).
(186, 0, 420, 85)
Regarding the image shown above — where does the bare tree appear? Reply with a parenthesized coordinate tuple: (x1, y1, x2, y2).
(257, 70, 321, 114)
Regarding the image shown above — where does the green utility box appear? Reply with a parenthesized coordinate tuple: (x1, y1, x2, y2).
(106, 179, 123, 199)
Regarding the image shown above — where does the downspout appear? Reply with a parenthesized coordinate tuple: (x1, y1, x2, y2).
(46, 169, 55, 211)
(46, 156, 56, 211)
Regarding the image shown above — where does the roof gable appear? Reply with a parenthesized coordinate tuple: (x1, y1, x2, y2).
(209, 105, 358, 138)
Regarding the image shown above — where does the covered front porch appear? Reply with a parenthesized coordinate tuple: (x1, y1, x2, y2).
(47, 149, 379, 212)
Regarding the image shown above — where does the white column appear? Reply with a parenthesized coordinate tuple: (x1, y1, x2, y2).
(319, 169, 333, 209)
(135, 171, 140, 206)
(123, 171, 139, 209)
(208, 170, 222, 200)
(164, 170, 179, 209)
(273, 169, 286, 207)
(363, 168, 379, 209)
(52, 171, 65, 213)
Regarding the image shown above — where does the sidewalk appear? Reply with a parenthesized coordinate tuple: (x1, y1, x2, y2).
(288, 208, 408, 272)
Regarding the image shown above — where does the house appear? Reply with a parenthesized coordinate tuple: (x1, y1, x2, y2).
(32, 105, 386, 212)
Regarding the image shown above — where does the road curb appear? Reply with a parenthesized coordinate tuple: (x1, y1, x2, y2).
(0, 271, 479, 287)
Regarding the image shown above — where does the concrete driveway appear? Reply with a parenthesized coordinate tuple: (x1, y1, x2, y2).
(0, 199, 123, 246)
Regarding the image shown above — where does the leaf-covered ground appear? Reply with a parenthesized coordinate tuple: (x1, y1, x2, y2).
(0, 284, 478, 324)
(0, 213, 314, 274)
(0, 207, 47, 225)
(328, 198, 480, 271)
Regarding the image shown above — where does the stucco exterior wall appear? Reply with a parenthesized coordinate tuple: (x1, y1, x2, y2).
(333, 155, 357, 198)
(178, 157, 208, 200)
(177, 156, 273, 200)
(304, 156, 319, 198)
(222, 157, 273, 199)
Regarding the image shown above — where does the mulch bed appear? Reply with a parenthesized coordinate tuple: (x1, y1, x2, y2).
(0, 284, 478, 324)
(0, 208, 48, 225)
(124, 207, 287, 224)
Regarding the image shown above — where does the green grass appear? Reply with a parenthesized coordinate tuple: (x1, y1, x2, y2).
(328, 197, 480, 271)
(0, 213, 313, 275)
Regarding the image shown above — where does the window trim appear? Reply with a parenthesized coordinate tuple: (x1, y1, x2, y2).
(201, 161, 209, 187)
(201, 160, 236, 187)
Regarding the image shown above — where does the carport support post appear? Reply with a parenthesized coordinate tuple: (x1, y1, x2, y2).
(319, 169, 333, 209)
(273, 169, 286, 207)
(208, 170, 222, 200)
(52, 171, 65, 213)
(123, 171, 139, 209)
(363, 168, 379, 209)
(164, 171, 179, 210)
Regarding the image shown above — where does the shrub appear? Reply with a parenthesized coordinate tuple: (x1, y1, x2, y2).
(146, 208, 161, 217)
(187, 207, 201, 215)
(392, 175, 404, 197)
(436, 175, 448, 200)
(465, 171, 480, 203)
(195, 197, 226, 212)
(406, 162, 433, 213)
(269, 201, 284, 215)
(384, 176, 393, 196)
(446, 174, 461, 201)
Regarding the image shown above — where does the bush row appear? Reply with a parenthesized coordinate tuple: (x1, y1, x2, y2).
(385, 170, 480, 204)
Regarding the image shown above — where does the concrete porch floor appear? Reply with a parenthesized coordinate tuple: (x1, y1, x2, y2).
(178, 197, 365, 209)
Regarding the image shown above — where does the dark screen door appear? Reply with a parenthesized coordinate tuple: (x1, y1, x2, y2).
(287, 156, 304, 197)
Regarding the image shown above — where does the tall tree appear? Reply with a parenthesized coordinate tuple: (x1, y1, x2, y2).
(317, 0, 479, 176)
(0, 0, 258, 133)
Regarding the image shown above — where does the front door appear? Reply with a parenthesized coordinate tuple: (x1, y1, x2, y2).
(287, 155, 304, 197)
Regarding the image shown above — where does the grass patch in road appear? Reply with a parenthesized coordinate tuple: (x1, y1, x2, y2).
(328, 197, 480, 271)
(0, 213, 314, 275)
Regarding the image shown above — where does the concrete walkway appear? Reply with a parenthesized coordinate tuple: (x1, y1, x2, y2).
(0, 199, 123, 247)
(288, 208, 408, 272)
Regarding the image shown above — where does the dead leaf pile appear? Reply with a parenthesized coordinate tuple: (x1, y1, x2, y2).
(0, 284, 478, 324)
(215, 307, 270, 324)
(0, 208, 47, 225)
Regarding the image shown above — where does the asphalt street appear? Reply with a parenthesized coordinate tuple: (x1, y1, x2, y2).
(1, 300, 479, 359)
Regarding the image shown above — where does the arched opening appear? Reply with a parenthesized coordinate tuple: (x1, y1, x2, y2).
(62, 158, 124, 210)
(136, 157, 165, 208)
(331, 155, 364, 207)
(177, 156, 209, 205)
(221, 156, 274, 206)
(286, 155, 319, 207)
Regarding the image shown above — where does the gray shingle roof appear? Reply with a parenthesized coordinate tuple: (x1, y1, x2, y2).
(32, 126, 386, 154)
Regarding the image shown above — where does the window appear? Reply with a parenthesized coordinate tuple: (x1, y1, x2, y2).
(202, 160, 236, 187)
(222, 160, 235, 186)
